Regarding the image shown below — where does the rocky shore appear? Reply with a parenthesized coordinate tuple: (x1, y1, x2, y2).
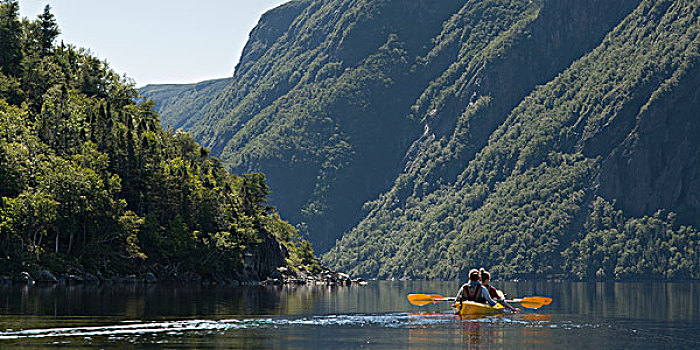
(0, 233, 366, 288)
(260, 265, 367, 286)
(0, 265, 367, 287)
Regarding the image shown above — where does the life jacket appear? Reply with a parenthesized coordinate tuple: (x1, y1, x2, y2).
(462, 282, 487, 304)
(485, 284, 499, 300)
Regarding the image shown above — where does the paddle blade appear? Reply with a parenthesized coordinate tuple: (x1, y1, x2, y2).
(513, 296, 553, 309)
(407, 294, 450, 306)
(521, 296, 552, 305)
(518, 300, 545, 309)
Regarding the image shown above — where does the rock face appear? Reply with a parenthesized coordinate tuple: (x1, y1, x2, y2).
(142, 0, 641, 253)
(240, 231, 288, 282)
(144, 0, 700, 280)
(143, 0, 468, 252)
(598, 62, 700, 227)
(324, 0, 700, 280)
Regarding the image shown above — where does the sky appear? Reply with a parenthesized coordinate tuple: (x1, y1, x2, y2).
(18, 0, 289, 87)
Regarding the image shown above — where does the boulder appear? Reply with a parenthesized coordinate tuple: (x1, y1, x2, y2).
(84, 273, 99, 283)
(36, 270, 58, 283)
(143, 273, 157, 284)
(123, 275, 140, 283)
(270, 270, 283, 280)
(16, 271, 34, 283)
(65, 274, 85, 284)
(181, 272, 202, 283)
(95, 271, 107, 282)
(353, 278, 369, 286)
(262, 278, 283, 286)
(112, 275, 139, 283)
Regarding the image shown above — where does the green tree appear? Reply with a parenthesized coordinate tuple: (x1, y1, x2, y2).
(0, 0, 22, 76)
(36, 5, 59, 56)
(0, 4, 316, 278)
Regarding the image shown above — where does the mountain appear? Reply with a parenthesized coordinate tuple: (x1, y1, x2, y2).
(143, 0, 700, 280)
(139, 77, 232, 131)
(0, 2, 315, 280)
(141, 0, 462, 251)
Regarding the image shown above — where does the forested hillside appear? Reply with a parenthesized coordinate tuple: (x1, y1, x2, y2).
(0, 1, 314, 280)
(144, 0, 700, 280)
(139, 77, 232, 131)
(144, 0, 468, 251)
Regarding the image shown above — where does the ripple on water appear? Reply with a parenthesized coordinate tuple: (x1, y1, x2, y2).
(0, 313, 583, 340)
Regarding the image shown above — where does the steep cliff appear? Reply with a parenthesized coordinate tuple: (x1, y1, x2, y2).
(145, 0, 700, 280)
(154, 0, 470, 251)
(325, 0, 700, 280)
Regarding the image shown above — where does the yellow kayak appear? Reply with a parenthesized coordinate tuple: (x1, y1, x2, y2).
(453, 301, 505, 316)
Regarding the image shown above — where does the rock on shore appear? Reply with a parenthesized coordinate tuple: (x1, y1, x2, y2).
(260, 265, 367, 287)
(1, 263, 366, 287)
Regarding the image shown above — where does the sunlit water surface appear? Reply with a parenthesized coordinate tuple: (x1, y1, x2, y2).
(0, 281, 698, 349)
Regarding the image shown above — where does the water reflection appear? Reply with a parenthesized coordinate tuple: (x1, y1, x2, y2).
(456, 319, 505, 348)
(0, 281, 698, 349)
(2, 280, 698, 321)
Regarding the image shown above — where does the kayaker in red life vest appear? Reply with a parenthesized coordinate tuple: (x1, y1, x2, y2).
(480, 268, 520, 313)
(454, 269, 497, 314)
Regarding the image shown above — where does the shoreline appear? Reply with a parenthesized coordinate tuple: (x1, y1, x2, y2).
(0, 265, 368, 287)
(4, 270, 695, 286)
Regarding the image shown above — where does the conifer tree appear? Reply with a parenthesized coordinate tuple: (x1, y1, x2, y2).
(37, 5, 59, 56)
(0, 0, 22, 76)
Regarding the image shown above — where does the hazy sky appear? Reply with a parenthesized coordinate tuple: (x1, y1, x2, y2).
(19, 0, 289, 87)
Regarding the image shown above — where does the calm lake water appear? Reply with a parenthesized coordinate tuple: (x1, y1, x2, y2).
(0, 280, 698, 349)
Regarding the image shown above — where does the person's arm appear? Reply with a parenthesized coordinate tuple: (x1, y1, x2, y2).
(455, 285, 465, 302)
(482, 286, 497, 307)
(499, 299, 521, 313)
(491, 287, 520, 312)
(454, 285, 465, 313)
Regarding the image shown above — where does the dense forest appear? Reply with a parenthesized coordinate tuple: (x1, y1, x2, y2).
(143, 0, 700, 280)
(0, 1, 316, 280)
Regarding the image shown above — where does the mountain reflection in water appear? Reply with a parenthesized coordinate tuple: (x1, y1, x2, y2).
(0, 281, 698, 349)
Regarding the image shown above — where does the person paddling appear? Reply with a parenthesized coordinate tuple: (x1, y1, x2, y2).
(454, 269, 497, 314)
(480, 268, 520, 313)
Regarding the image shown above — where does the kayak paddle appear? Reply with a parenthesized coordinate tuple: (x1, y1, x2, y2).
(508, 296, 552, 309)
(407, 293, 552, 309)
(407, 294, 455, 306)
